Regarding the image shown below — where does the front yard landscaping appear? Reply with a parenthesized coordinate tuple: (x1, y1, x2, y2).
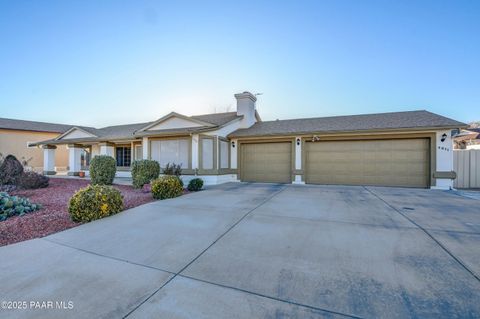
(0, 178, 154, 246)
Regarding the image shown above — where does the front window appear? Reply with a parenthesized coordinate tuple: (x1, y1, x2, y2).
(201, 138, 214, 169)
(135, 145, 143, 160)
(116, 147, 131, 167)
(219, 140, 229, 169)
(150, 139, 189, 168)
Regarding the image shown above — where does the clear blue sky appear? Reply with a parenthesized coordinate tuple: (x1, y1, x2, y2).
(0, 1, 478, 127)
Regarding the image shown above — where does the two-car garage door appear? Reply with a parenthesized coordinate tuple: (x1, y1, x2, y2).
(305, 139, 430, 187)
(239, 138, 430, 187)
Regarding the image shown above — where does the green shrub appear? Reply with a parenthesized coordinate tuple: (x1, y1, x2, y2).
(17, 172, 49, 189)
(131, 160, 160, 189)
(89, 155, 116, 185)
(0, 192, 41, 221)
(68, 185, 123, 222)
(187, 178, 204, 191)
(163, 163, 183, 187)
(151, 176, 183, 200)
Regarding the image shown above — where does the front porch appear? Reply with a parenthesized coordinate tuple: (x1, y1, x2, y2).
(40, 135, 238, 185)
(42, 140, 142, 177)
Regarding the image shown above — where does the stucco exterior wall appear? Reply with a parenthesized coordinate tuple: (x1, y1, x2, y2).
(0, 129, 68, 172)
(434, 130, 454, 189)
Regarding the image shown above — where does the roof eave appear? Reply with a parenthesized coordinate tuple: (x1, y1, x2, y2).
(228, 125, 468, 139)
(134, 126, 219, 137)
(0, 127, 66, 134)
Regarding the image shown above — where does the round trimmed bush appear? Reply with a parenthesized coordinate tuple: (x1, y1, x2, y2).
(187, 178, 204, 192)
(151, 176, 183, 200)
(131, 160, 160, 189)
(89, 155, 116, 185)
(68, 185, 123, 222)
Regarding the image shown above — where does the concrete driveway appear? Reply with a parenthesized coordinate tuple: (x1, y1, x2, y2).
(1, 183, 479, 318)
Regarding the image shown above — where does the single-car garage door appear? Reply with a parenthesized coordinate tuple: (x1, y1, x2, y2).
(305, 139, 430, 187)
(240, 142, 292, 183)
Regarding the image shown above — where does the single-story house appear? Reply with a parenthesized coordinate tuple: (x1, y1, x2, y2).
(30, 91, 466, 189)
(453, 128, 480, 150)
(0, 118, 70, 172)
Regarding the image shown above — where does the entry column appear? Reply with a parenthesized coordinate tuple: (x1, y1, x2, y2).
(68, 144, 83, 176)
(42, 145, 56, 175)
(293, 137, 304, 184)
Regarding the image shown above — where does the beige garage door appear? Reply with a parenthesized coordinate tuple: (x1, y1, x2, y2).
(240, 142, 292, 183)
(305, 139, 430, 187)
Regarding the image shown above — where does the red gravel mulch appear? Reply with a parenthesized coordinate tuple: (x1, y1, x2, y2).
(0, 178, 155, 247)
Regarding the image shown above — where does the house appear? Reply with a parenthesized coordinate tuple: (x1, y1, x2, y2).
(0, 118, 71, 172)
(31, 91, 466, 189)
(453, 129, 480, 149)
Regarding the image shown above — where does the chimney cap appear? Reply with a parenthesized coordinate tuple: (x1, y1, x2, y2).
(234, 91, 257, 102)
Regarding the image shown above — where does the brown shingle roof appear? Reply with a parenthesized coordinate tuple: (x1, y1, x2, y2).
(29, 112, 242, 145)
(229, 110, 467, 138)
(191, 112, 242, 126)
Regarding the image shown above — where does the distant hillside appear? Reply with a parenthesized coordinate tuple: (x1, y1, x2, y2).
(469, 121, 480, 128)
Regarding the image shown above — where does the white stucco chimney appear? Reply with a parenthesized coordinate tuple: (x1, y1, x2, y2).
(235, 91, 257, 128)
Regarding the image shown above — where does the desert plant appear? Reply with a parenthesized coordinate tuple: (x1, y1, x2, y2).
(163, 163, 182, 176)
(0, 155, 24, 185)
(151, 176, 183, 200)
(17, 171, 49, 189)
(68, 184, 124, 222)
(0, 192, 41, 221)
(20, 156, 33, 170)
(89, 155, 116, 185)
(131, 160, 160, 189)
(0, 185, 17, 192)
(163, 163, 183, 186)
(187, 178, 204, 192)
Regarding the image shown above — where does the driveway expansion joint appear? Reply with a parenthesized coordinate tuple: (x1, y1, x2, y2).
(123, 185, 289, 318)
(364, 186, 480, 283)
(41, 238, 176, 275)
(178, 274, 365, 319)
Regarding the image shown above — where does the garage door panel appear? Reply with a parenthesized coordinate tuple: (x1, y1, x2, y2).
(241, 142, 292, 183)
(305, 139, 429, 187)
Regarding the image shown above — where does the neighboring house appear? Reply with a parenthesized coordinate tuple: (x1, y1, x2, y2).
(0, 118, 71, 172)
(453, 129, 480, 149)
(31, 91, 466, 189)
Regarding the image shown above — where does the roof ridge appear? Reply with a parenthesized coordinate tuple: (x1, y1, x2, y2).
(0, 117, 74, 127)
(190, 111, 237, 117)
(258, 110, 429, 124)
(98, 121, 153, 130)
